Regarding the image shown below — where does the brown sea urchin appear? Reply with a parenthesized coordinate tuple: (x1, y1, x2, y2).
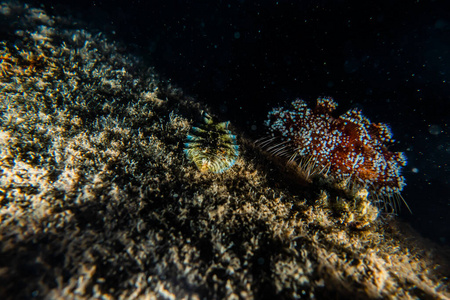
(262, 97, 409, 212)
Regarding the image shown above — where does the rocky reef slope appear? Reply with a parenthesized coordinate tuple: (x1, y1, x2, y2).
(0, 2, 449, 299)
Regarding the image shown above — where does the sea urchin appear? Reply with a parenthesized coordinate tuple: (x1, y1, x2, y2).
(262, 97, 409, 212)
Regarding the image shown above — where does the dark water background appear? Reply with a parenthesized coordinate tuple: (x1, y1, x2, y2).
(30, 0, 450, 246)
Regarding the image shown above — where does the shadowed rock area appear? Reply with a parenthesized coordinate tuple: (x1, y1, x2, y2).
(0, 2, 449, 299)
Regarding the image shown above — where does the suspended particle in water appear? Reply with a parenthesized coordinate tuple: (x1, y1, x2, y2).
(184, 112, 239, 173)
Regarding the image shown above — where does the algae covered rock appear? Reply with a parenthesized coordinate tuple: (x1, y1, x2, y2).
(0, 1, 449, 299)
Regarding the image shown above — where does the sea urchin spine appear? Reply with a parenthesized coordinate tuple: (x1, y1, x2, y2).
(184, 112, 239, 173)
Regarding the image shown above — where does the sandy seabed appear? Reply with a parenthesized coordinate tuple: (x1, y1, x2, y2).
(0, 2, 449, 299)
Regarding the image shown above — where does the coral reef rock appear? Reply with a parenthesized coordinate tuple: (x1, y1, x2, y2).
(1, 2, 449, 299)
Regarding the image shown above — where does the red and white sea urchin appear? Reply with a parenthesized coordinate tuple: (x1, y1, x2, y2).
(262, 97, 409, 212)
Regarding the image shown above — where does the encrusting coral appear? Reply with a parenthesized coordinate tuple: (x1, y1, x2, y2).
(0, 1, 449, 299)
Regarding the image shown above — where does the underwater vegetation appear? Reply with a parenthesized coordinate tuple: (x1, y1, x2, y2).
(262, 97, 409, 212)
(0, 2, 449, 299)
(0, 43, 53, 79)
(184, 112, 239, 173)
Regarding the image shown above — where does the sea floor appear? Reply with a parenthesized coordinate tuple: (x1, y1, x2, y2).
(0, 1, 449, 299)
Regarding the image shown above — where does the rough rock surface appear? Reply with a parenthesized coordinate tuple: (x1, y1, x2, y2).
(0, 2, 449, 299)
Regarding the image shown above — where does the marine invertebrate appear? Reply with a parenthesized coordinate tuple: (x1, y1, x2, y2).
(184, 112, 239, 173)
(263, 97, 408, 210)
